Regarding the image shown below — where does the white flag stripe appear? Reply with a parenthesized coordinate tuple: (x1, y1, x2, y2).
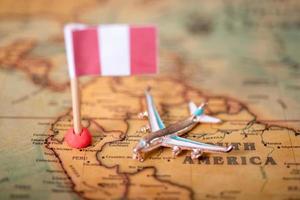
(64, 24, 87, 78)
(99, 25, 130, 76)
(64, 25, 76, 78)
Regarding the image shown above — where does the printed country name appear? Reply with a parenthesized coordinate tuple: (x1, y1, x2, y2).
(183, 156, 277, 165)
(199, 142, 297, 150)
(211, 142, 256, 150)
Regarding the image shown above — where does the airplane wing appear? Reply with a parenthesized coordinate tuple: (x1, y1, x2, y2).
(145, 90, 165, 132)
(161, 135, 232, 153)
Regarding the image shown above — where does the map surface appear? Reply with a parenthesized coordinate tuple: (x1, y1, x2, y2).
(0, 0, 299, 199)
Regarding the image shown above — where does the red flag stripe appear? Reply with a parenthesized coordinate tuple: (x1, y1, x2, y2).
(130, 26, 157, 75)
(72, 28, 101, 76)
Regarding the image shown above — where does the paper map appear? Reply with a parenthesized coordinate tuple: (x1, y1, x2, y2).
(0, 0, 299, 199)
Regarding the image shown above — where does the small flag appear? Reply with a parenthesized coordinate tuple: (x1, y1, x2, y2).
(64, 24, 157, 78)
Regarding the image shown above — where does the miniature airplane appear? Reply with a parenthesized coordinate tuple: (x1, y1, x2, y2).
(133, 89, 233, 162)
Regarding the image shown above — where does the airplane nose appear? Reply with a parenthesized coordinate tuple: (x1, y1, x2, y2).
(133, 148, 138, 153)
(133, 146, 142, 154)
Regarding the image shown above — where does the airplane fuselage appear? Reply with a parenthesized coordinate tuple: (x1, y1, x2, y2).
(146, 116, 196, 140)
(134, 116, 198, 153)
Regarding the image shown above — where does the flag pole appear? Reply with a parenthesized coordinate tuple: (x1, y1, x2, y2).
(70, 77, 82, 134)
(65, 76, 92, 148)
(64, 24, 92, 149)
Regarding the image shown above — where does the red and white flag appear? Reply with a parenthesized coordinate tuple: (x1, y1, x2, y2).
(64, 24, 157, 78)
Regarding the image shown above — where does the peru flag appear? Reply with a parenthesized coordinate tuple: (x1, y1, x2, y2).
(64, 24, 157, 78)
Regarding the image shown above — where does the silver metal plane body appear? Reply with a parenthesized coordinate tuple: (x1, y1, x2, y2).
(133, 90, 233, 162)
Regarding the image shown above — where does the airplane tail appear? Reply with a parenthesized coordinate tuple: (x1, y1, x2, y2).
(189, 101, 206, 117)
(189, 101, 221, 123)
(189, 102, 207, 117)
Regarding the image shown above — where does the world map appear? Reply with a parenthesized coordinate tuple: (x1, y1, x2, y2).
(0, 0, 299, 199)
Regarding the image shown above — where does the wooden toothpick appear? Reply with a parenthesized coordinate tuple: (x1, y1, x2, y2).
(70, 77, 82, 135)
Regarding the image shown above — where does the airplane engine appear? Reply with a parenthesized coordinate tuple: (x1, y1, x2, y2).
(191, 149, 203, 160)
(172, 146, 182, 157)
(138, 111, 148, 119)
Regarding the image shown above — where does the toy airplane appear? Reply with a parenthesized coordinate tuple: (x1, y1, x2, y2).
(133, 89, 233, 162)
